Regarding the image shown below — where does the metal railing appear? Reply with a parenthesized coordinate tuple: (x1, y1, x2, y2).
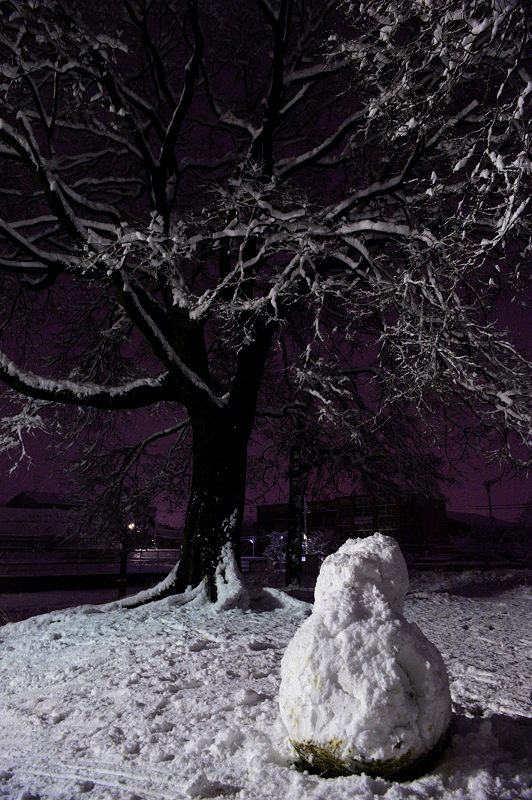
(0, 548, 182, 577)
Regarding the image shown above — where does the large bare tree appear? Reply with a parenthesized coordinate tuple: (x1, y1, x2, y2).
(0, 0, 530, 604)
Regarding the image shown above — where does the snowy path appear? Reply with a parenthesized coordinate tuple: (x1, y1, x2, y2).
(0, 582, 530, 800)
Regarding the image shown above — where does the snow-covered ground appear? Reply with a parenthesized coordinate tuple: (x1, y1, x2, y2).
(0, 571, 530, 800)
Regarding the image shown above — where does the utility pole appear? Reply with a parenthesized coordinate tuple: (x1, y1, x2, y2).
(482, 479, 497, 569)
(483, 480, 496, 524)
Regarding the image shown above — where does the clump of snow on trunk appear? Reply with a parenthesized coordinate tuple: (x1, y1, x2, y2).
(214, 542, 250, 611)
(279, 534, 452, 778)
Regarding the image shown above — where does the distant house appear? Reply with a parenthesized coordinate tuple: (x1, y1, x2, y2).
(0, 491, 186, 592)
(0, 492, 79, 551)
(254, 494, 448, 555)
(6, 491, 79, 510)
(0, 492, 183, 554)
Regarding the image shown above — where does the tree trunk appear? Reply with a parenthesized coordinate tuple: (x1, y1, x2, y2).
(285, 424, 310, 587)
(122, 321, 275, 608)
(135, 414, 249, 604)
(176, 419, 248, 600)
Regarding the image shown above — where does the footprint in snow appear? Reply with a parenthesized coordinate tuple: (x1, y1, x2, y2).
(153, 750, 175, 763)
(154, 695, 171, 711)
(247, 639, 277, 651)
(150, 720, 174, 734)
(237, 689, 268, 706)
(75, 780, 95, 794)
(181, 679, 203, 689)
(186, 773, 240, 799)
(50, 710, 68, 724)
(122, 741, 140, 756)
(188, 640, 217, 652)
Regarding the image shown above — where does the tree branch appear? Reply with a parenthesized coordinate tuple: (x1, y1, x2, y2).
(0, 350, 173, 410)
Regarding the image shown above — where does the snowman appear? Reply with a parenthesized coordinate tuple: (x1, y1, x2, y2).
(279, 534, 452, 778)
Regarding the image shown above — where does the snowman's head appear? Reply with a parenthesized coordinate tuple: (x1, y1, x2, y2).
(314, 533, 409, 617)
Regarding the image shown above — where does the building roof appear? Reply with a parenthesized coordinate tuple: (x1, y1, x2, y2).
(5, 491, 79, 509)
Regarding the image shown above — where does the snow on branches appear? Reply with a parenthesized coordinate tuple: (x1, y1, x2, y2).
(0, 0, 530, 553)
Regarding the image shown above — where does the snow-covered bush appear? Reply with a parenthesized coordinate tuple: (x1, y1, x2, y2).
(279, 534, 452, 778)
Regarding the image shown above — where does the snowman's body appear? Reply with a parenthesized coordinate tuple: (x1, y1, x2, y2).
(279, 534, 451, 777)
